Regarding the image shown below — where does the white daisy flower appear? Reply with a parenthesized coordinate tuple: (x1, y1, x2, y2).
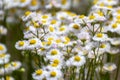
(46, 49, 61, 60)
(11, 61, 21, 70)
(0, 76, 14, 80)
(108, 22, 120, 32)
(0, 25, 7, 35)
(93, 33, 109, 42)
(66, 55, 86, 67)
(103, 63, 117, 72)
(56, 25, 68, 35)
(32, 69, 47, 80)
(15, 40, 28, 50)
(28, 0, 40, 10)
(110, 38, 120, 46)
(69, 23, 81, 32)
(46, 70, 62, 80)
(0, 53, 10, 64)
(27, 38, 41, 49)
(0, 43, 7, 54)
(19, 0, 31, 7)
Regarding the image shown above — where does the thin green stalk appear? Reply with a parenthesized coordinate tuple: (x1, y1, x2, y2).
(115, 55, 120, 80)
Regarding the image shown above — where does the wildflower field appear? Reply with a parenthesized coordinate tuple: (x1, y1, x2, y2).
(0, 0, 120, 80)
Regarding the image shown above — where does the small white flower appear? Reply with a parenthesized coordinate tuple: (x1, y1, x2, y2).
(27, 38, 41, 49)
(0, 53, 10, 64)
(93, 33, 109, 42)
(11, 61, 21, 70)
(0, 43, 7, 54)
(103, 63, 117, 72)
(66, 55, 86, 67)
(15, 40, 28, 50)
(32, 69, 47, 80)
(46, 70, 62, 80)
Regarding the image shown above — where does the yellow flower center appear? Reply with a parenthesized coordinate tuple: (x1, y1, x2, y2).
(51, 50, 58, 55)
(108, 0, 112, 2)
(56, 39, 61, 43)
(97, 11, 104, 16)
(108, 66, 113, 70)
(89, 15, 95, 20)
(51, 63, 58, 67)
(35, 69, 43, 75)
(20, 0, 26, 3)
(96, 33, 103, 38)
(19, 41, 24, 46)
(12, 62, 17, 67)
(50, 71, 57, 77)
(0, 53, 5, 58)
(25, 11, 31, 16)
(30, 39, 36, 44)
(73, 24, 80, 29)
(100, 44, 106, 48)
(61, 0, 67, 5)
(116, 16, 120, 19)
(100, 2, 104, 7)
(107, 6, 112, 9)
(48, 37, 54, 41)
(31, 0, 37, 6)
(93, 0, 98, 4)
(59, 27, 65, 31)
(79, 15, 85, 19)
(41, 15, 48, 19)
(0, 45, 4, 50)
(117, 10, 120, 14)
(51, 20, 57, 25)
(47, 41, 52, 46)
(49, 26, 54, 32)
(53, 59, 60, 64)
(112, 23, 117, 29)
(40, 48, 46, 51)
(5, 64, 10, 68)
(6, 76, 10, 80)
(74, 56, 81, 62)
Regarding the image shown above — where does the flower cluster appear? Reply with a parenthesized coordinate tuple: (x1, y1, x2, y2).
(0, 43, 21, 80)
(14, 0, 120, 80)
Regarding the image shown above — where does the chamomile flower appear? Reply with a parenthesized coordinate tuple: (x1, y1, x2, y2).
(103, 63, 117, 72)
(0, 26, 7, 35)
(19, 0, 31, 7)
(74, 15, 87, 24)
(56, 25, 68, 34)
(32, 69, 47, 80)
(28, 0, 40, 10)
(11, 61, 21, 70)
(0, 53, 10, 64)
(108, 22, 120, 32)
(0, 43, 7, 54)
(46, 70, 62, 80)
(93, 33, 108, 42)
(46, 49, 61, 60)
(107, 47, 120, 54)
(15, 40, 28, 50)
(27, 38, 41, 49)
(70, 23, 81, 32)
(98, 42, 111, 53)
(48, 25, 56, 34)
(110, 38, 120, 46)
(0, 76, 14, 80)
(66, 55, 86, 67)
